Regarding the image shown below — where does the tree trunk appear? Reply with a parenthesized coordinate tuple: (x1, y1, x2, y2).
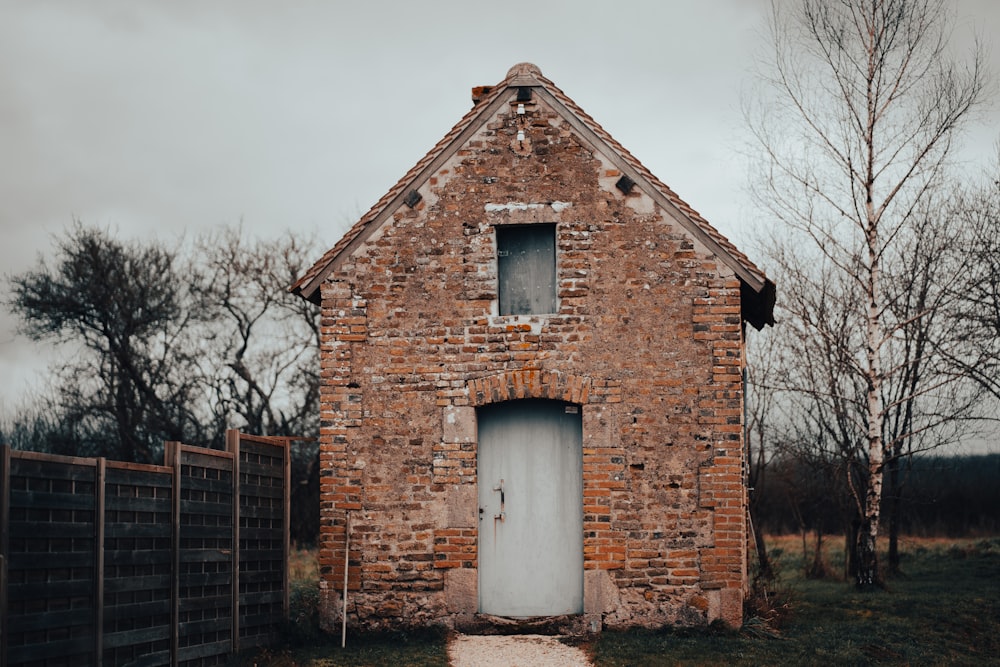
(856, 517, 880, 587)
(887, 452, 902, 576)
(807, 529, 827, 579)
(800, 526, 809, 578)
(860, 181, 885, 589)
(752, 515, 774, 580)
(846, 516, 860, 581)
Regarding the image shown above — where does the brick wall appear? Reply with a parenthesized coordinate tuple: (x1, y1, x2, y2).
(316, 91, 748, 631)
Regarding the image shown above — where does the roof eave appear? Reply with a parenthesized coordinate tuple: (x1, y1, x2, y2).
(742, 278, 776, 330)
(289, 83, 527, 304)
(531, 86, 769, 293)
(291, 63, 774, 324)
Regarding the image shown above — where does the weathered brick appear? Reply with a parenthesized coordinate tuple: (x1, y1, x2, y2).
(306, 64, 765, 634)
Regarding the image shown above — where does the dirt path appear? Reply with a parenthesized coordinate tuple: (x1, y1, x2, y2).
(448, 634, 593, 667)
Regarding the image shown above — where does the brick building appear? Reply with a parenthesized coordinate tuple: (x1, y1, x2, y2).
(292, 63, 774, 633)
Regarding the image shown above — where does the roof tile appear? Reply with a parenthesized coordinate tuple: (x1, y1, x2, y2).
(292, 64, 769, 302)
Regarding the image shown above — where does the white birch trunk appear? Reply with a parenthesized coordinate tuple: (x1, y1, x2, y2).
(860, 209, 884, 586)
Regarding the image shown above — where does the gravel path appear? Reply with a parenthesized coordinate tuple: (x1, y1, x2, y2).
(448, 634, 593, 667)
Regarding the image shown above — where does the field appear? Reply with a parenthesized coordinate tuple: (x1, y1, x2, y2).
(232, 536, 1000, 666)
(592, 535, 1000, 665)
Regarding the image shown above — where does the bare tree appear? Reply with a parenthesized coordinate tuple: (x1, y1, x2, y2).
(8, 222, 205, 462)
(745, 326, 784, 579)
(749, 0, 988, 585)
(756, 232, 869, 576)
(947, 159, 1000, 402)
(192, 224, 321, 442)
(6, 222, 323, 542)
(878, 190, 987, 572)
(191, 224, 322, 543)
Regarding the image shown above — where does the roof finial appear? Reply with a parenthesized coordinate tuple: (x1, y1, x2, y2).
(507, 62, 542, 79)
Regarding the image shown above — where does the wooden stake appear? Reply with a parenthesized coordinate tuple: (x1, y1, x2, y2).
(342, 511, 350, 649)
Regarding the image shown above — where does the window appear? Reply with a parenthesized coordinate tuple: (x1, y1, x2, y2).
(496, 224, 557, 315)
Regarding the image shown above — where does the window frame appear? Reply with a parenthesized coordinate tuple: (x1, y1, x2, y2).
(495, 223, 558, 316)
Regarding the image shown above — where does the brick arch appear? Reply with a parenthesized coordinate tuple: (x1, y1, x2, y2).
(467, 369, 592, 406)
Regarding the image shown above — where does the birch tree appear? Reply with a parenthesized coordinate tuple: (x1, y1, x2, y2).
(749, 0, 987, 586)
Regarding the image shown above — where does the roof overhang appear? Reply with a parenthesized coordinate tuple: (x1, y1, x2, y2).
(291, 63, 775, 328)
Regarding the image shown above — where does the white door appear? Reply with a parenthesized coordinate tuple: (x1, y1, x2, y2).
(477, 399, 583, 617)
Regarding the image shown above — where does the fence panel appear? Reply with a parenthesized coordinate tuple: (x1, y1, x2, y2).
(235, 434, 290, 649)
(103, 462, 174, 667)
(4, 452, 99, 667)
(0, 432, 291, 667)
(176, 446, 234, 667)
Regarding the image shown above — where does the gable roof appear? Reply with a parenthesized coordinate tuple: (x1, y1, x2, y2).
(291, 62, 774, 328)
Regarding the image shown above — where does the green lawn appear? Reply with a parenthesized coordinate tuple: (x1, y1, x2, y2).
(234, 538, 1000, 666)
(228, 629, 449, 667)
(593, 537, 1000, 666)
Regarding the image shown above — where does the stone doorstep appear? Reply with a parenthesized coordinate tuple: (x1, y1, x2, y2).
(455, 613, 589, 636)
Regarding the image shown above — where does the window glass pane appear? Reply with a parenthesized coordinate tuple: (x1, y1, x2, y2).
(497, 224, 557, 315)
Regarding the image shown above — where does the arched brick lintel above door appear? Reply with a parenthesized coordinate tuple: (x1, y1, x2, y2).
(467, 370, 593, 407)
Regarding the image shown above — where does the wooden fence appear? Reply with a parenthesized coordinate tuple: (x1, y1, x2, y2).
(0, 430, 291, 667)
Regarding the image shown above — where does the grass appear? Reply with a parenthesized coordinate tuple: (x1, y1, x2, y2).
(592, 536, 1000, 666)
(235, 537, 1000, 666)
(289, 543, 320, 583)
(227, 546, 449, 667)
(226, 629, 449, 667)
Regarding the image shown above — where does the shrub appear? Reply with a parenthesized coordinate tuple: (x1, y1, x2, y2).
(744, 553, 793, 636)
(281, 580, 324, 644)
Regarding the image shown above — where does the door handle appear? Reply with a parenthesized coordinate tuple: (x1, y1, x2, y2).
(493, 479, 505, 522)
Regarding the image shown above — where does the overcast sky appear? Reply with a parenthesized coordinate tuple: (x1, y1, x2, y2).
(2, 1, 998, 419)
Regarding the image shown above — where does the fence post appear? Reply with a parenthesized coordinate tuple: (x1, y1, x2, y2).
(95, 457, 106, 667)
(166, 441, 182, 667)
(1, 445, 10, 667)
(226, 429, 241, 655)
(283, 439, 291, 619)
